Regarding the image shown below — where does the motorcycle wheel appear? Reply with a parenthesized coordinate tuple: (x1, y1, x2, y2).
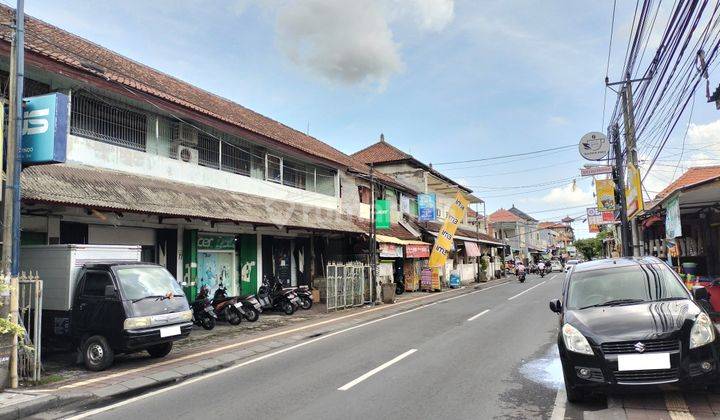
(225, 306, 242, 325)
(200, 314, 215, 330)
(283, 301, 295, 315)
(395, 284, 405, 295)
(244, 308, 260, 322)
(300, 296, 313, 310)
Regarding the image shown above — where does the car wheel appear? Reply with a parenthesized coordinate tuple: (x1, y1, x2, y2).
(83, 335, 114, 371)
(147, 342, 173, 358)
(225, 306, 242, 325)
(244, 308, 260, 322)
(300, 296, 313, 310)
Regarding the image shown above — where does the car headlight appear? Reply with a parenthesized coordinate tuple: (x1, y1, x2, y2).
(123, 316, 151, 330)
(562, 323, 593, 355)
(178, 310, 193, 322)
(690, 312, 716, 349)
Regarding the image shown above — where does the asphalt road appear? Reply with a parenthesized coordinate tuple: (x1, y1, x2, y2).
(61, 273, 577, 420)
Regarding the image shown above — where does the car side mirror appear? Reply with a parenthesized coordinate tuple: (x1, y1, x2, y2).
(549, 299, 562, 313)
(104, 285, 118, 299)
(692, 285, 710, 301)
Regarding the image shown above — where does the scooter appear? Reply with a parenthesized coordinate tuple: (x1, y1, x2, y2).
(197, 284, 243, 325)
(285, 285, 313, 310)
(257, 275, 300, 315)
(518, 271, 526, 283)
(539, 268, 545, 278)
(191, 290, 217, 330)
(238, 295, 262, 322)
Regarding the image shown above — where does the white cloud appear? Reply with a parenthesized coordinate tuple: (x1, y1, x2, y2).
(548, 116, 569, 126)
(272, 0, 454, 89)
(541, 183, 594, 206)
(402, 0, 455, 31)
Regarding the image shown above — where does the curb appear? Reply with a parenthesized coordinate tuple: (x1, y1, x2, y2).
(1, 280, 509, 418)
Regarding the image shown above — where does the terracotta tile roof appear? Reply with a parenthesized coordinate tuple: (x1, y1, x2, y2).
(0, 5, 415, 194)
(488, 208, 523, 223)
(21, 164, 364, 233)
(508, 205, 537, 222)
(353, 219, 419, 240)
(539, 221, 565, 229)
(352, 139, 411, 165)
(656, 166, 720, 200)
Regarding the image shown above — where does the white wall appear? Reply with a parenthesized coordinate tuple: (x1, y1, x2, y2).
(67, 135, 339, 210)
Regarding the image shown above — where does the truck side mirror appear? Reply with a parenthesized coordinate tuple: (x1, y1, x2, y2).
(549, 299, 562, 313)
(104, 285, 118, 299)
(692, 285, 710, 301)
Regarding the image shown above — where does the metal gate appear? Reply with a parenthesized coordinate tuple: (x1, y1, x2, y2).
(18, 273, 42, 384)
(326, 262, 370, 312)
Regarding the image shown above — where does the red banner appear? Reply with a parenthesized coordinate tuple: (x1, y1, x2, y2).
(405, 244, 430, 258)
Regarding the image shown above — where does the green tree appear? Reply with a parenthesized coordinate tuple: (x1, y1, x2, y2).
(574, 237, 603, 260)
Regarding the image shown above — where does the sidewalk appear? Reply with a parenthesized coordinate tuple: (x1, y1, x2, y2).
(0, 278, 509, 419)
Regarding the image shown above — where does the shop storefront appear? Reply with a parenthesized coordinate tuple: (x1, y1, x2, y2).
(197, 234, 238, 297)
(262, 235, 312, 287)
(404, 242, 430, 291)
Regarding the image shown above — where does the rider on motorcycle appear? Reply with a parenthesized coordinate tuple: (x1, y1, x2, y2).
(537, 260, 546, 274)
(515, 262, 526, 276)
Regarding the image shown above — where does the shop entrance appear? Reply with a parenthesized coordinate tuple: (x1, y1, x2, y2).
(238, 234, 258, 296)
(197, 234, 238, 297)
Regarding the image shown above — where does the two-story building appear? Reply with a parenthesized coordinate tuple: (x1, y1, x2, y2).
(2, 6, 409, 300)
(489, 206, 543, 264)
(352, 136, 503, 283)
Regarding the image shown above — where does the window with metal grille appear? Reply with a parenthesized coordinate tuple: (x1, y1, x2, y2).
(221, 141, 251, 176)
(196, 131, 220, 169)
(71, 93, 147, 151)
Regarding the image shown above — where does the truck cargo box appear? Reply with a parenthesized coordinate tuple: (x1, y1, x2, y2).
(20, 244, 141, 311)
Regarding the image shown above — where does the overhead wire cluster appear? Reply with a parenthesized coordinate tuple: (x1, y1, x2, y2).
(608, 0, 720, 184)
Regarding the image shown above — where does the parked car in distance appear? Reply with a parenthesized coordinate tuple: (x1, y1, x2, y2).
(565, 259, 580, 273)
(549, 257, 719, 402)
(550, 260, 563, 272)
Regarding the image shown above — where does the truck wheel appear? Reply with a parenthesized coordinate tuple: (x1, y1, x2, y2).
(147, 342, 173, 358)
(83, 335, 114, 371)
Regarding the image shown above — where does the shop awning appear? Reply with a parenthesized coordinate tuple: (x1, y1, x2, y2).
(464, 241, 481, 257)
(21, 164, 365, 234)
(376, 234, 405, 245)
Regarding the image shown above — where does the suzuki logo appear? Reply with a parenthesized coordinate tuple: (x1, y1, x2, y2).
(634, 342, 646, 353)
(22, 108, 50, 135)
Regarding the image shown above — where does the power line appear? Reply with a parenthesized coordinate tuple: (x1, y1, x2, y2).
(431, 144, 576, 166)
(602, 0, 618, 130)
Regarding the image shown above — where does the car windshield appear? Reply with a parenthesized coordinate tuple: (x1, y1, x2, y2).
(115, 266, 185, 301)
(566, 263, 689, 310)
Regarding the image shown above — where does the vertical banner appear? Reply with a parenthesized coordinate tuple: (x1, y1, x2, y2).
(375, 199, 390, 229)
(417, 193, 437, 221)
(428, 192, 469, 269)
(182, 229, 198, 300)
(595, 179, 616, 211)
(665, 195, 682, 239)
(626, 163, 644, 218)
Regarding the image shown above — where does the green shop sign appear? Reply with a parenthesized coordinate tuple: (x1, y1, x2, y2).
(375, 199, 390, 229)
(197, 234, 235, 250)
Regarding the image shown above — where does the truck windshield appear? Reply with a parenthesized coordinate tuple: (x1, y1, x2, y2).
(115, 267, 185, 301)
(566, 263, 689, 310)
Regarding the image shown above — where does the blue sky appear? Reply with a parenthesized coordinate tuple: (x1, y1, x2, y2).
(25, 0, 720, 238)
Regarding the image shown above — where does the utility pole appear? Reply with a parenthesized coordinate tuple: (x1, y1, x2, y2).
(611, 124, 631, 257)
(369, 164, 378, 304)
(621, 73, 643, 257)
(2, 0, 24, 389)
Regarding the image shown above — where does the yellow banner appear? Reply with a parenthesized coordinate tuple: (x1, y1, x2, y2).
(626, 163, 644, 219)
(428, 192, 469, 268)
(595, 179, 615, 211)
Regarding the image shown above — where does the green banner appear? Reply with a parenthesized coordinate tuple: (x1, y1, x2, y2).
(375, 199, 390, 229)
(239, 234, 258, 296)
(182, 229, 198, 300)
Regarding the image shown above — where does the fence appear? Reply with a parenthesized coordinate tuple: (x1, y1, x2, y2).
(17, 273, 42, 384)
(326, 262, 372, 312)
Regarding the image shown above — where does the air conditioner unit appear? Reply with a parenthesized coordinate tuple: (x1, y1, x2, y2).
(177, 145, 199, 164)
(178, 123, 198, 145)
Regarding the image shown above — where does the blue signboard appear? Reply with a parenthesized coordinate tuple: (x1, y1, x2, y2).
(21, 92, 69, 165)
(417, 193, 436, 221)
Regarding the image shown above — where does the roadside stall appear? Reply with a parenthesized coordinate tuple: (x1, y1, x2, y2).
(403, 241, 431, 291)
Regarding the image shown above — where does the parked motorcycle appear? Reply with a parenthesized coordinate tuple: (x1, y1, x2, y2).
(285, 285, 313, 310)
(257, 275, 300, 315)
(197, 284, 244, 325)
(239, 294, 262, 322)
(191, 292, 216, 330)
